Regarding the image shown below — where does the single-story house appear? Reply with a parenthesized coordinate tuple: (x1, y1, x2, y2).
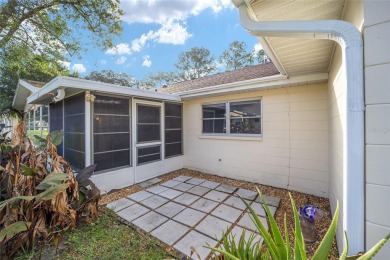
(10, 0, 390, 257)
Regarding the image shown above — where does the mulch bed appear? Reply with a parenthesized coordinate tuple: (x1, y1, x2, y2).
(100, 168, 339, 259)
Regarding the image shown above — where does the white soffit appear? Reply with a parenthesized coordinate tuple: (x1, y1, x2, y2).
(248, 0, 346, 76)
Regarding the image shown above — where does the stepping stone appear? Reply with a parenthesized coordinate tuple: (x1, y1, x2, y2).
(173, 182, 195, 192)
(237, 214, 268, 232)
(173, 208, 206, 227)
(151, 220, 189, 246)
(187, 186, 210, 196)
(174, 230, 217, 260)
(229, 226, 262, 246)
(140, 195, 168, 209)
(127, 191, 154, 202)
(185, 177, 205, 185)
(250, 202, 277, 217)
(132, 211, 168, 232)
(146, 185, 169, 194)
(106, 198, 135, 212)
(174, 193, 200, 205)
(195, 215, 231, 240)
(161, 180, 181, 188)
(204, 190, 229, 203)
(159, 189, 183, 200)
(117, 204, 149, 222)
(138, 178, 162, 187)
(200, 180, 220, 189)
(224, 196, 251, 210)
(156, 201, 186, 218)
(211, 204, 242, 223)
(216, 184, 237, 193)
(190, 198, 219, 213)
(172, 176, 192, 182)
(235, 188, 258, 200)
(255, 195, 281, 207)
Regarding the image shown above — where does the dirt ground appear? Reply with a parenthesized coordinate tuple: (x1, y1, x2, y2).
(100, 168, 339, 259)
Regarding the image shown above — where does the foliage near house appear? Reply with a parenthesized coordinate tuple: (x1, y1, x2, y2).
(0, 123, 99, 258)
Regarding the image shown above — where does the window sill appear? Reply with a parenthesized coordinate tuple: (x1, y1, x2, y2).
(198, 135, 263, 141)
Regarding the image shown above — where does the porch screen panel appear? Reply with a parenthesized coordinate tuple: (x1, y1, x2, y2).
(136, 104, 161, 165)
(165, 103, 182, 158)
(49, 101, 64, 156)
(93, 95, 130, 172)
(64, 93, 85, 170)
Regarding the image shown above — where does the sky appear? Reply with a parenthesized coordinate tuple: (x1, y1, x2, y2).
(66, 0, 262, 80)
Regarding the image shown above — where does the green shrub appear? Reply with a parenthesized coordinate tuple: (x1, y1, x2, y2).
(208, 188, 390, 260)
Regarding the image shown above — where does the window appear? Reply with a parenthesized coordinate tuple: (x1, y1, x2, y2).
(93, 95, 130, 172)
(64, 93, 85, 170)
(165, 103, 183, 158)
(136, 104, 161, 165)
(202, 99, 262, 135)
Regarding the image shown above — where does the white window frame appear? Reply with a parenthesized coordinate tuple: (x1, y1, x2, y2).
(201, 97, 262, 137)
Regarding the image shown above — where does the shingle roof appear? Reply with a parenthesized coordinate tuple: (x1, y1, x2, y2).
(159, 62, 279, 94)
(23, 79, 46, 88)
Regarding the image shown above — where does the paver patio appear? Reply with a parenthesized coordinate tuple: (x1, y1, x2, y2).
(107, 175, 280, 259)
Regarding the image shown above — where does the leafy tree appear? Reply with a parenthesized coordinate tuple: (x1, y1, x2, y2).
(0, 0, 123, 60)
(0, 0, 123, 116)
(175, 47, 216, 80)
(0, 50, 77, 117)
(219, 41, 254, 71)
(85, 70, 137, 88)
(139, 71, 179, 89)
(254, 48, 270, 64)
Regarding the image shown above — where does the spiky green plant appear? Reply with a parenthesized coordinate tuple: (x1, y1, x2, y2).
(207, 188, 390, 260)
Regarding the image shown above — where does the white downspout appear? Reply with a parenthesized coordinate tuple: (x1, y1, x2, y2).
(233, 0, 364, 255)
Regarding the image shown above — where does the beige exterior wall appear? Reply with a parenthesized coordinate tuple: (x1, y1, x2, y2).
(183, 84, 328, 197)
(364, 0, 390, 257)
(327, 0, 364, 252)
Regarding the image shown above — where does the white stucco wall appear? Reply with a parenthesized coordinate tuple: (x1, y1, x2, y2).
(364, 0, 390, 257)
(183, 84, 329, 197)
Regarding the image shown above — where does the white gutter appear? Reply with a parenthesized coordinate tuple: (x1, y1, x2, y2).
(233, 0, 364, 254)
(178, 73, 328, 100)
(27, 76, 181, 104)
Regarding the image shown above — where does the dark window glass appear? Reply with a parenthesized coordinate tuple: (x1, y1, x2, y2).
(202, 119, 226, 134)
(65, 133, 85, 151)
(93, 115, 130, 133)
(65, 115, 85, 133)
(165, 130, 181, 143)
(64, 149, 84, 170)
(230, 118, 261, 134)
(64, 93, 85, 169)
(230, 101, 261, 117)
(137, 145, 161, 165)
(165, 117, 181, 129)
(165, 103, 182, 117)
(93, 95, 130, 172)
(137, 105, 160, 124)
(165, 143, 182, 158)
(94, 95, 129, 115)
(49, 101, 64, 156)
(202, 104, 226, 118)
(94, 133, 129, 153)
(137, 124, 160, 142)
(94, 150, 130, 172)
(64, 94, 85, 116)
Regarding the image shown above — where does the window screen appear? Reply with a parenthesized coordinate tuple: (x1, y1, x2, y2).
(64, 93, 85, 170)
(137, 145, 161, 165)
(202, 99, 262, 135)
(137, 105, 160, 143)
(49, 101, 64, 155)
(93, 95, 130, 172)
(165, 103, 183, 158)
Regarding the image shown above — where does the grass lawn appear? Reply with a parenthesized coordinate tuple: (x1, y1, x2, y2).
(15, 210, 176, 260)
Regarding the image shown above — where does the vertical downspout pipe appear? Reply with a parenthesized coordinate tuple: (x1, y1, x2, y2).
(233, 0, 364, 255)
